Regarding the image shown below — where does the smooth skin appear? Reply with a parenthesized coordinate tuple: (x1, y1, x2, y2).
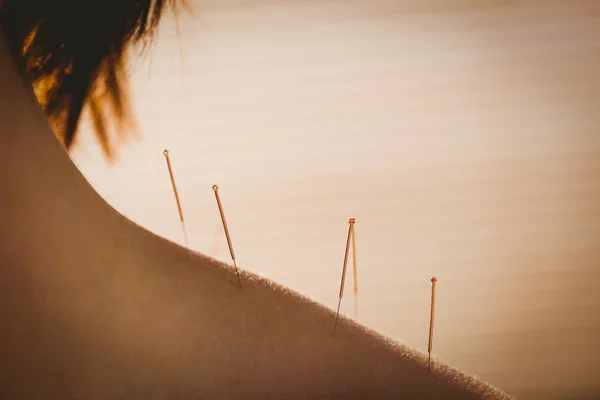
(0, 31, 512, 399)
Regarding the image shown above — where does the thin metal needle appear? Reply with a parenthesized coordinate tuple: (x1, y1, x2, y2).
(333, 218, 355, 334)
(428, 276, 438, 371)
(181, 222, 189, 249)
(212, 185, 242, 288)
(163, 150, 188, 248)
(333, 297, 342, 332)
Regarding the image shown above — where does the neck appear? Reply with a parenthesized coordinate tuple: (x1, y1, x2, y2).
(0, 30, 125, 272)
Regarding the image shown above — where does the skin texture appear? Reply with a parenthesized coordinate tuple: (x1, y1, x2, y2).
(0, 30, 513, 399)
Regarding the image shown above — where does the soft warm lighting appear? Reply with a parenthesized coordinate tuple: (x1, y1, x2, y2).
(70, 2, 600, 398)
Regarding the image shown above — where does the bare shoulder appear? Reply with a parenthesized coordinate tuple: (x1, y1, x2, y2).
(124, 218, 514, 399)
(0, 199, 514, 399)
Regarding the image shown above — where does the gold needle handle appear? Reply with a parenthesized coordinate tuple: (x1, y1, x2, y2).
(333, 218, 355, 334)
(338, 218, 355, 299)
(213, 185, 242, 288)
(428, 276, 438, 370)
(213, 185, 236, 261)
(163, 150, 185, 223)
(351, 223, 357, 295)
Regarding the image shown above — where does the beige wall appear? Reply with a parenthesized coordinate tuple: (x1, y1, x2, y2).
(71, 1, 600, 398)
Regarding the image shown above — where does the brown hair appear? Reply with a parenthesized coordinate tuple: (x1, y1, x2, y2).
(0, 0, 182, 160)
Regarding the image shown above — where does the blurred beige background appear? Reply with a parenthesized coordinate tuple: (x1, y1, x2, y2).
(70, 1, 600, 398)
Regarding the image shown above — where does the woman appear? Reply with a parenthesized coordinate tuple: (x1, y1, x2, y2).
(0, 1, 511, 398)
